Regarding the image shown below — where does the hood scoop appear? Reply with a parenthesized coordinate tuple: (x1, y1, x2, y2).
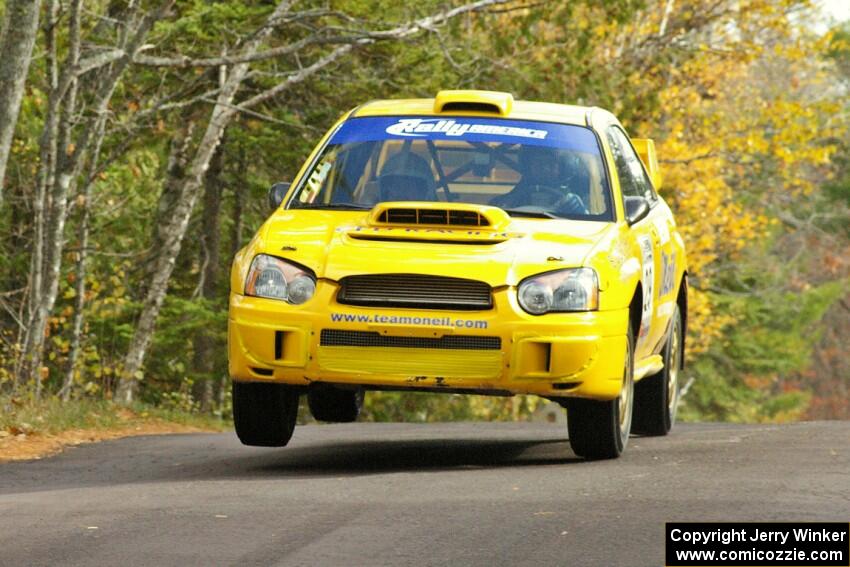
(377, 207, 490, 227)
(368, 202, 511, 229)
(347, 202, 518, 245)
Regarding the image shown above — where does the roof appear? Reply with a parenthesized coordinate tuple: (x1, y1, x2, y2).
(351, 90, 593, 127)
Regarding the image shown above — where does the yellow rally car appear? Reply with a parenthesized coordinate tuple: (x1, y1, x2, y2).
(229, 90, 687, 459)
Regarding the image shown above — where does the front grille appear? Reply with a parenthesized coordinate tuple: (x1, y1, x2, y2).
(337, 274, 492, 310)
(320, 330, 501, 350)
(377, 207, 489, 227)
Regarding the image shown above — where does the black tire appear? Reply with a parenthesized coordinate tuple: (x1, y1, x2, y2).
(232, 381, 299, 447)
(567, 326, 634, 460)
(308, 384, 364, 423)
(633, 305, 682, 436)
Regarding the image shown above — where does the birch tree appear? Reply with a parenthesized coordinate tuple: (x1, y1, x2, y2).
(0, 0, 41, 205)
(19, 1, 174, 392)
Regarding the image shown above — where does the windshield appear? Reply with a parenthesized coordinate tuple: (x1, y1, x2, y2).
(288, 116, 613, 221)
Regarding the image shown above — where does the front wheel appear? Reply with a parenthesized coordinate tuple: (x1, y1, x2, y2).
(567, 327, 634, 459)
(232, 381, 300, 447)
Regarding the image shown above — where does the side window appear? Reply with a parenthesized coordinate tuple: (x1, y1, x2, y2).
(605, 126, 656, 201)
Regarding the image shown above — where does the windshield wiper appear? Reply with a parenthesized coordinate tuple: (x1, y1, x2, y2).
(501, 208, 560, 219)
(290, 202, 373, 210)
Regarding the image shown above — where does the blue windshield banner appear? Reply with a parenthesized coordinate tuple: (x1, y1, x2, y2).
(329, 116, 600, 152)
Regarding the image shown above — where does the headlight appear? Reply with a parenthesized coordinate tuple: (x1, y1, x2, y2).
(245, 254, 316, 304)
(518, 268, 598, 314)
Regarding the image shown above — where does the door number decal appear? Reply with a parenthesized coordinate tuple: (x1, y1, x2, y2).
(638, 236, 654, 341)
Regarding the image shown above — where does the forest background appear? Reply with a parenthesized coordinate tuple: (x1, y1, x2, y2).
(1, 0, 848, 428)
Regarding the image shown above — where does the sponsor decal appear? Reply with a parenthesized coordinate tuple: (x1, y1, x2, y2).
(660, 251, 676, 297)
(385, 118, 547, 140)
(638, 235, 654, 341)
(328, 116, 602, 153)
(330, 312, 488, 329)
(341, 226, 514, 238)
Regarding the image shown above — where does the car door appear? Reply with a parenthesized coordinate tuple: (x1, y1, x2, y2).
(604, 125, 673, 361)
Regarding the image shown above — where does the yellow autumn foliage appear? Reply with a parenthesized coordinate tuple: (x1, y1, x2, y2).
(596, 1, 843, 353)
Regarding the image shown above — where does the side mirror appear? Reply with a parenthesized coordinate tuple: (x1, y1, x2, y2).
(624, 196, 650, 225)
(631, 138, 662, 190)
(268, 182, 290, 211)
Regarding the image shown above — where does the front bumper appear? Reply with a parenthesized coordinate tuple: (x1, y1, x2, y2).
(228, 281, 628, 400)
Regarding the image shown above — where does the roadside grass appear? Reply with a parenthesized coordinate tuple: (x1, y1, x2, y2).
(0, 396, 230, 441)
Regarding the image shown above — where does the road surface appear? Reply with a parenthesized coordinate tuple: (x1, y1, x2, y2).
(1, 422, 848, 566)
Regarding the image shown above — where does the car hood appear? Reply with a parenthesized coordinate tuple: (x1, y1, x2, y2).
(257, 208, 616, 287)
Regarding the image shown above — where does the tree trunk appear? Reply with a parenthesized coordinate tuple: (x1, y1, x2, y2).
(192, 143, 223, 412)
(17, 0, 61, 393)
(230, 144, 246, 260)
(0, 0, 41, 204)
(33, 0, 83, 398)
(20, 1, 165, 391)
(59, 195, 91, 402)
(115, 105, 233, 404)
(116, 1, 294, 404)
(60, 118, 106, 401)
(143, 120, 198, 298)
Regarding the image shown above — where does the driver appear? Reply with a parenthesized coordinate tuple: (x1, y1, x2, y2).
(378, 151, 438, 202)
(491, 145, 587, 214)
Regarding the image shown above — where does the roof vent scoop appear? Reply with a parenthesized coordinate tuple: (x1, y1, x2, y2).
(434, 90, 513, 116)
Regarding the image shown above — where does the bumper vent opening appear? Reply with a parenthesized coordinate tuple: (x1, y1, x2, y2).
(250, 367, 274, 376)
(321, 330, 501, 351)
(274, 331, 284, 360)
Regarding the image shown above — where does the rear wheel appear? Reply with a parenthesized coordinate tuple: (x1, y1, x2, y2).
(308, 384, 364, 423)
(567, 327, 634, 459)
(232, 381, 299, 447)
(633, 305, 682, 436)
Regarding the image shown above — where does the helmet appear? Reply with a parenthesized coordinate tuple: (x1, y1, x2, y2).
(379, 151, 437, 202)
(559, 152, 591, 201)
(517, 145, 559, 183)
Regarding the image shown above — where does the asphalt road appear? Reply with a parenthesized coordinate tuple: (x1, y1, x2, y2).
(1, 421, 848, 566)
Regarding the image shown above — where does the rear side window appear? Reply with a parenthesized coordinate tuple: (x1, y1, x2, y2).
(605, 126, 656, 201)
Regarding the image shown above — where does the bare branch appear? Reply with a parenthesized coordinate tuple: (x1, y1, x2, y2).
(198, 97, 315, 130)
(75, 48, 125, 76)
(131, 0, 517, 69)
(238, 44, 354, 109)
(239, 0, 515, 110)
(0, 288, 26, 298)
(133, 35, 323, 68)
